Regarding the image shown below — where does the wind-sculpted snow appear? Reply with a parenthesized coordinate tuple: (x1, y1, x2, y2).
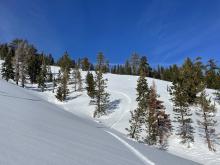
(0, 79, 200, 165)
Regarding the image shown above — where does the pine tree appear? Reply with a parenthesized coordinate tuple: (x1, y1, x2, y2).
(14, 40, 23, 85)
(56, 70, 69, 101)
(130, 53, 140, 75)
(76, 67, 82, 91)
(145, 82, 158, 145)
(56, 86, 63, 101)
(72, 64, 81, 91)
(146, 82, 171, 148)
(20, 41, 31, 88)
(93, 52, 110, 118)
(157, 106, 172, 150)
(72, 68, 77, 91)
(205, 59, 219, 89)
(37, 56, 47, 92)
(56, 52, 71, 101)
(197, 91, 217, 151)
(171, 75, 194, 147)
(81, 57, 90, 71)
(1, 49, 14, 81)
(126, 56, 149, 140)
(27, 53, 41, 84)
(124, 60, 132, 75)
(181, 57, 204, 104)
(0, 43, 9, 60)
(86, 71, 95, 99)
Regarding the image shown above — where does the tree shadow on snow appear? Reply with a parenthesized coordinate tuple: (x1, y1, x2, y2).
(106, 99, 121, 114)
(66, 94, 82, 101)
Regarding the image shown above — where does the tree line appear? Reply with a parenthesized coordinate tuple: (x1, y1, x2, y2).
(111, 53, 220, 90)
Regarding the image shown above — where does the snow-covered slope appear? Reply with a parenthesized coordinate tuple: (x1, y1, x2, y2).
(30, 65, 220, 165)
(0, 78, 200, 165)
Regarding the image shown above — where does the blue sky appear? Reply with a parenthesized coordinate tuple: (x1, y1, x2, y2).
(0, 0, 220, 66)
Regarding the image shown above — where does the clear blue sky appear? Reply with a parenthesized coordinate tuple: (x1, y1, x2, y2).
(0, 0, 220, 66)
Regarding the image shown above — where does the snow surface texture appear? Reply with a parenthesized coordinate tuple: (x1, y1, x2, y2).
(0, 78, 200, 165)
(35, 65, 220, 165)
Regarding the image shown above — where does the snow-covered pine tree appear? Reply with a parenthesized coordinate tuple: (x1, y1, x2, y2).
(37, 56, 47, 92)
(197, 91, 217, 151)
(126, 56, 149, 140)
(1, 49, 14, 81)
(86, 71, 95, 99)
(171, 77, 194, 147)
(93, 52, 110, 118)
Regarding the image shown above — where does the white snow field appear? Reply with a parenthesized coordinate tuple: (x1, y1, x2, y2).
(0, 78, 200, 165)
(34, 65, 219, 165)
(0, 60, 218, 164)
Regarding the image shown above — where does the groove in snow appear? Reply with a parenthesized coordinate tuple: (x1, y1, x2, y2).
(105, 130, 155, 165)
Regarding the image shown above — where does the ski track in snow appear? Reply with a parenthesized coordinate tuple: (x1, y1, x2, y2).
(105, 130, 155, 165)
(108, 90, 132, 128)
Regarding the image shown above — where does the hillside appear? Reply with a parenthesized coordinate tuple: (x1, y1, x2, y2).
(0, 74, 202, 165)
(31, 65, 220, 165)
(0, 60, 219, 164)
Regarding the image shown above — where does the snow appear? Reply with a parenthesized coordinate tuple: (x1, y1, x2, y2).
(42, 65, 219, 165)
(105, 130, 155, 165)
(0, 60, 218, 164)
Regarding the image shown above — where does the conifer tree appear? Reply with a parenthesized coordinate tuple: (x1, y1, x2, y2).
(72, 64, 81, 91)
(76, 67, 82, 91)
(1, 49, 14, 81)
(37, 56, 47, 92)
(145, 82, 158, 145)
(93, 52, 110, 118)
(171, 74, 194, 147)
(14, 40, 23, 85)
(56, 86, 63, 101)
(86, 71, 95, 99)
(181, 57, 204, 104)
(81, 57, 90, 71)
(130, 53, 140, 75)
(124, 60, 132, 75)
(56, 69, 69, 101)
(197, 91, 217, 151)
(0, 43, 9, 60)
(72, 68, 77, 91)
(146, 82, 171, 148)
(26, 46, 39, 84)
(126, 56, 149, 140)
(56, 52, 71, 101)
